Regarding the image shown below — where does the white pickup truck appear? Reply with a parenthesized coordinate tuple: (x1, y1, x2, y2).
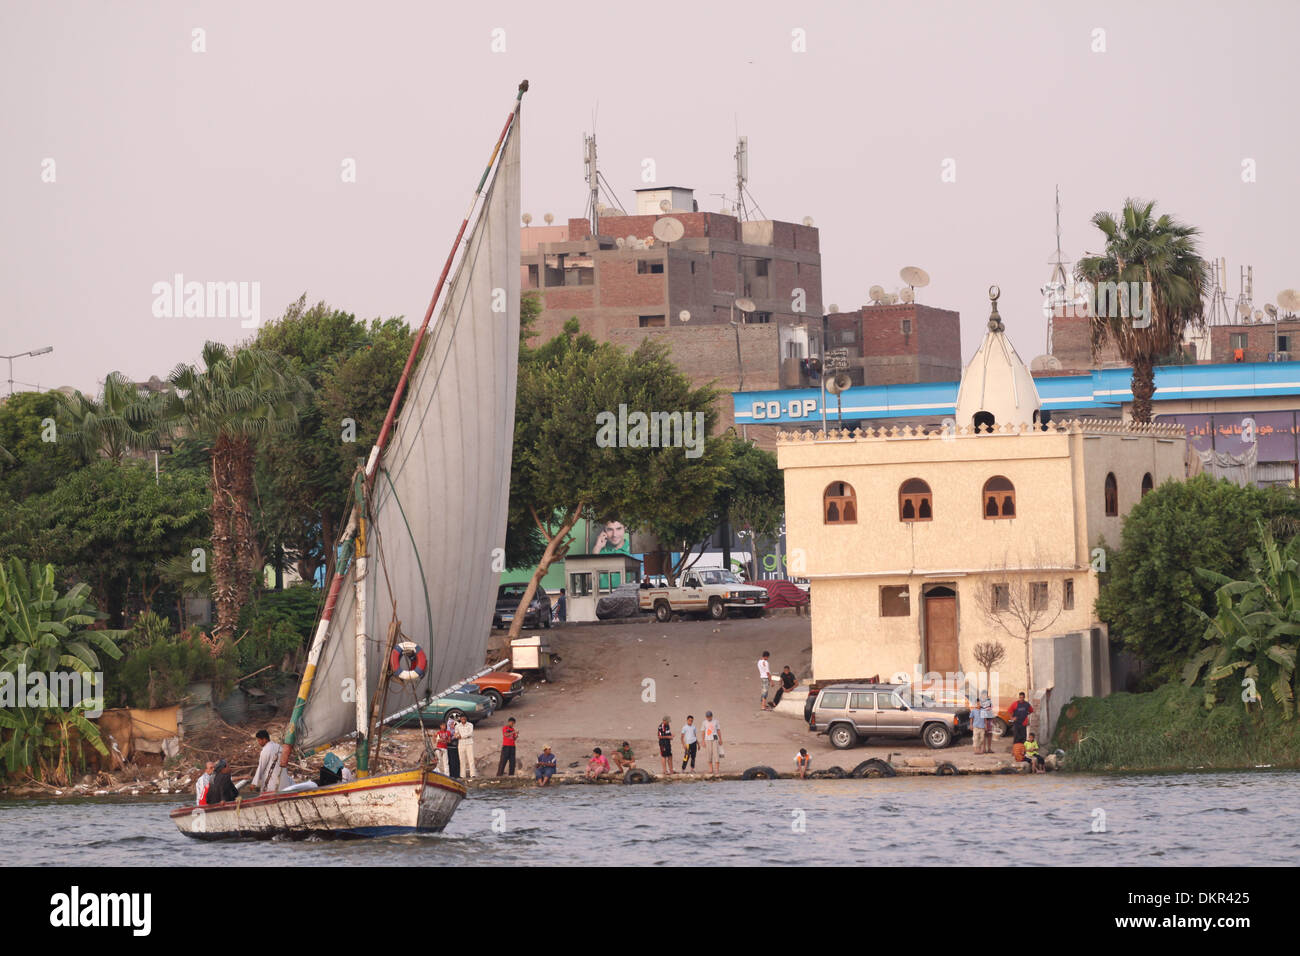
(638, 569, 770, 621)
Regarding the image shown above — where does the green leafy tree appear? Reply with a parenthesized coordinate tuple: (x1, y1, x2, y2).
(1096, 475, 1300, 685)
(0, 391, 83, 501)
(0, 560, 123, 782)
(719, 437, 784, 579)
(162, 342, 312, 644)
(1075, 199, 1209, 422)
(1184, 522, 1299, 717)
(253, 297, 411, 584)
(505, 322, 727, 638)
(0, 460, 210, 627)
(54, 371, 163, 464)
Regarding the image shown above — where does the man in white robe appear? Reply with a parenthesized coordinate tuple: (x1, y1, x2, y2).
(252, 729, 292, 793)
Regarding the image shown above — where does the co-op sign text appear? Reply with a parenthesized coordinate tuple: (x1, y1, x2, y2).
(751, 398, 821, 420)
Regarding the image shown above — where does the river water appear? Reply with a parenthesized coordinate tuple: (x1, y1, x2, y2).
(3, 770, 1296, 866)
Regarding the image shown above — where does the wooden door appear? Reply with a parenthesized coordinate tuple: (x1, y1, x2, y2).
(924, 592, 959, 673)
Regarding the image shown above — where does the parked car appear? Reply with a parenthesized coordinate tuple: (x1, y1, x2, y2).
(453, 671, 525, 710)
(596, 582, 646, 620)
(388, 690, 494, 728)
(808, 682, 968, 750)
(492, 583, 552, 629)
(639, 568, 769, 621)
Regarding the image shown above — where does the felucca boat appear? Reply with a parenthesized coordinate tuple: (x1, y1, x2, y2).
(172, 80, 527, 839)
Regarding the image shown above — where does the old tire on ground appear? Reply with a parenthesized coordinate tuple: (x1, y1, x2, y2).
(828, 723, 858, 750)
(623, 768, 652, 785)
(923, 722, 954, 749)
(813, 766, 847, 779)
(935, 761, 959, 776)
(851, 758, 896, 779)
(654, 600, 672, 623)
(741, 765, 779, 780)
(708, 597, 728, 620)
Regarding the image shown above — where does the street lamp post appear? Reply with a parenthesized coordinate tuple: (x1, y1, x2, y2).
(2, 346, 54, 396)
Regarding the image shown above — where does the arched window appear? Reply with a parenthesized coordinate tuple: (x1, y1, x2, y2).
(1141, 473, 1154, 497)
(983, 476, 1016, 518)
(973, 410, 996, 433)
(899, 478, 932, 522)
(824, 481, 857, 524)
(1104, 472, 1118, 516)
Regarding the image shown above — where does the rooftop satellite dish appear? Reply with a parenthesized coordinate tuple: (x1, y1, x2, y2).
(544, 213, 554, 225)
(1030, 354, 1063, 371)
(1266, 303, 1279, 318)
(882, 292, 897, 305)
(615, 237, 626, 249)
(1254, 310, 1265, 322)
(735, 297, 756, 313)
(626, 234, 638, 248)
(802, 216, 814, 227)
(659, 198, 672, 212)
(898, 287, 914, 303)
(899, 266, 931, 289)
(652, 217, 685, 243)
(869, 285, 886, 304)
(679, 310, 691, 323)
(522, 213, 533, 225)
(1278, 290, 1300, 312)
(1238, 301, 1252, 318)
(828, 304, 840, 313)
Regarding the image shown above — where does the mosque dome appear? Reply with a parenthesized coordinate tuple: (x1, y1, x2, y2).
(954, 285, 1043, 431)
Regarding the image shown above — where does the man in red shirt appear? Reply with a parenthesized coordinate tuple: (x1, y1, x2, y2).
(497, 717, 519, 776)
(435, 721, 451, 776)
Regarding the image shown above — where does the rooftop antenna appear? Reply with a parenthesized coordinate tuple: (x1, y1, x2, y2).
(1238, 264, 1254, 318)
(732, 135, 767, 222)
(1042, 185, 1072, 353)
(584, 134, 599, 235)
(1205, 257, 1231, 325)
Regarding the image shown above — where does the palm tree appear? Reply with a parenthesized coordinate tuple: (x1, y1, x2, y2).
(162, 343, 311, 645)
(54, 371, 164, 463)
(1075, 199, 1209, 422)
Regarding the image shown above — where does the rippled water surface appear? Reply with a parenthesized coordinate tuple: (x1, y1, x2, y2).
(4, 771, 1297, 866)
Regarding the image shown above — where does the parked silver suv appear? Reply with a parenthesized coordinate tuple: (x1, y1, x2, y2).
(809, 683, 968, 750)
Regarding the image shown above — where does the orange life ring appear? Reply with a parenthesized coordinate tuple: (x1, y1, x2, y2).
(390, 641, 427, 681)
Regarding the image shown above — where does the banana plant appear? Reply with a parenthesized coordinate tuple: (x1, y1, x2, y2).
(1184, 521, 1300, 717)
(0, 559, 124, 675)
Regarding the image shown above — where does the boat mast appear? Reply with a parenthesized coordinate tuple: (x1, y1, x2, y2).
(282, 80, 529, 774)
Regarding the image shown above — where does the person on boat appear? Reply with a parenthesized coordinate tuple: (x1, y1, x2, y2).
(447, 717, 461, 779)
(497, 717, 518, 776)
(535, 745, 557, 786)
(435, 721, 452, 776)
(456, 713, 476, 779)
(657, 716, 674, 776)
(204, 759, 239, 805)
(1009, 692, 1034, 744)
(586, 747, 610, 779)
(195, 760, 215, 805)
(252, 730, 292, 793)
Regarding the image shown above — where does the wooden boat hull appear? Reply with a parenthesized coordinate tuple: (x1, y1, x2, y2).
(170, 769, 466, 840)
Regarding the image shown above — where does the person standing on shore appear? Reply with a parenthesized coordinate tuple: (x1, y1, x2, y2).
(657, 716, 674, 775)
(435, 721, 451, 775)
(680, 715, 699, 772)
(195, 760, 215, 806)
(971, 695, 987, 754)
(1009, 692, 1033, 745)
(457, 714, 476, 779)
(554, 588, 566, 623)
(447, 716, 462, 779)
(701, 711, 722, 774)
(758, 651, 774, 711)
(497, 717, 519, 776)
(978, 691, 994, 754)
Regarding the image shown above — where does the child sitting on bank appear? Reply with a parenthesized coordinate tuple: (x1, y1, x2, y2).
(793, 748, 811, 779)
(1024, 733, 1045, 773)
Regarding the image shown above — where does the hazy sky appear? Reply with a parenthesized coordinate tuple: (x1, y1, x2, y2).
(3, 0, 1297, 393)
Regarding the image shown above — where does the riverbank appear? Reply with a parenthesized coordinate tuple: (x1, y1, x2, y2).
(1053, 681, 1300, 772)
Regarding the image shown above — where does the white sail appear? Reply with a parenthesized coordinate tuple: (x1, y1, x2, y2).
(296, 111, 522, 750)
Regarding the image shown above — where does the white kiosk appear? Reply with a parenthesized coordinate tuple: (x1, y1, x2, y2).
(562, 553, 642, 623)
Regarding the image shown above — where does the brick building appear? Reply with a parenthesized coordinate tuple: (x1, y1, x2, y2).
(1047, 307, 1124, 372)
(521, 187, 824, 397)
(1208, 321, 1300, 364)
(826, 303, 962, 386)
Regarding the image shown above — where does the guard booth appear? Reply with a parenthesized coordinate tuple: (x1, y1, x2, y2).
(562, 553, 642, 622)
